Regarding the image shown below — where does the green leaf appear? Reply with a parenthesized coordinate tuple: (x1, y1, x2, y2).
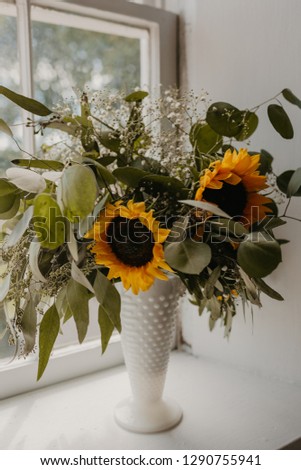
(124, 90, 149, 102)
(0, 85, 52, 116)
(21, 294, 39, 354)
(0, 192, 19, 214)
(12, 159, 64, 170)
(253, 277, 284, 301)
(98, 305, 115, 354)
(180, 199, 231, 218)
(282, 88, 301, 109)
(93, 272, 121, 333)
(0, 179, 19, 196)
(287, 167, 301, 197)
(164, 239, 211, 274)
(37, 303, 60, 380)
(113, 167, 149, 187)
(0, 118, 13, 138)
(0, 195, 20, 219)
(6, 167, 46, 193)
(259, 149, 274, 175)
(58, 165, 98, 222)
(84, 157, 116, 185)
(237, 232, 282, 278)
(71, 261, 94, 293)
(189, 122, 222, 156)
(5, 206, 34, 247)
(267, 104, 294, 139)
(206, 102, 244, 138)
(204, 266, 221, 299)
(66, 279, 92, 343)
(141, 174, 188, 198)
(98, 132, 121, 153)
(235, 111, 259, 141)
(33, 193, 65, 250)
(0, 274, 11, 302)
(277, 170, 301, 196)
(209, 218, 248, 238)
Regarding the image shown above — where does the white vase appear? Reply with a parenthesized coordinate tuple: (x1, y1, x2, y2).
(114, 277, 183, 433)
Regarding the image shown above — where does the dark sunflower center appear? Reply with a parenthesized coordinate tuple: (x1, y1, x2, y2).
(203, 181, 247, 218)
(107, 216, 154, 267)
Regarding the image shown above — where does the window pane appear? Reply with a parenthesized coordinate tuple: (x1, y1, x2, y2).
(0, 14, 21, 169)
(32, 20, 141, 108)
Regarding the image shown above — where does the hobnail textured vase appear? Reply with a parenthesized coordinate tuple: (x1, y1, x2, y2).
(114, 277, 183, 433)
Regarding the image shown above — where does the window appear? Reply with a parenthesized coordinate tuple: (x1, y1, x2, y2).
(0, 0, 178, 399)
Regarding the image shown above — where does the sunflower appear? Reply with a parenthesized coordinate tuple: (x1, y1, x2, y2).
(85, 200, 172, 294)
(195, 148, 272, 226)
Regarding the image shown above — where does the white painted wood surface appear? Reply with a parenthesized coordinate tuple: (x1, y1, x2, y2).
(1, 351, 301, 450)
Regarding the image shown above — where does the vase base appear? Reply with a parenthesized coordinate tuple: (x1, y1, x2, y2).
(114, 397, 182, 433)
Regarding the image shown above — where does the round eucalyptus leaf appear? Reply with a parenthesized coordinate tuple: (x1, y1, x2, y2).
(237, 232, 282, 278)
(267, 104, 294, 139)
(189, 122, 222, 155)
(164, 238, 212, 274)
(235, 111, 259, 141)
(206, 102, 244, 138)
(59, 165, 98, 222)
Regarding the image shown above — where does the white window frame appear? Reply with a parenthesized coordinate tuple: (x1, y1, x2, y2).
(0, 0, 178, 399)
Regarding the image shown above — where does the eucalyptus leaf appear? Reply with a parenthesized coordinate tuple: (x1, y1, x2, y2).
(254, 277, 284, 301)
(282, 88, 301, 109)
(83, 157, 116, 185)
(235, 111, 259, 141)
(5, 206, 34, 248)
(0, 179, 19, 196)
(33, 193, 65, 250)
(71, 261, 94, 293)
(141, 174, 188, 198)
(189, 122, 222, 156)
(0, 118, 13, 138)
(12, 159, 64, 171)
(66, 223, 79, 262)
(98, 305, 115, 354)
(287, 167, 301, 197)
(267, 104, 294, 139)
(124, 90, 149, 102)
(204, 266, 221, 299)
(259, 149, 274, 175)
(58, 165, 98, 222)
(113, 167, 149, 187)
(180, 199, 231, 218)
(0, 274, 11, 303)
(66, 278, 92, 343)
(277, 170, 301, 196)
(237, 232, 282, 278)
(28, 241, 47, 282)
(206, 102, 244, 137)
(21, 294, 39, 354)
(37, 303, 60, 380)
(164, 238, 211, 275)
(94, 272, 121, 333)
(0, 85, 53, 116)
(6, 167, 46, 193)
(98, 132, 121, 153)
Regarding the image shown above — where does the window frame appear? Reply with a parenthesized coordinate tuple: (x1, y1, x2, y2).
(0, 0, 178, 399)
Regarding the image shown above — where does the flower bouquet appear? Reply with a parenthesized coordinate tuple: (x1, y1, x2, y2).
(0, 85, 300, 380)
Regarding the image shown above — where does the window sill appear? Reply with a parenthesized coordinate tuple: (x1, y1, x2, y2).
(1, 350, 301, 450)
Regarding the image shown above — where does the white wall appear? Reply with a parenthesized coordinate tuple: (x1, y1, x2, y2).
(175, 0, 301, 384)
